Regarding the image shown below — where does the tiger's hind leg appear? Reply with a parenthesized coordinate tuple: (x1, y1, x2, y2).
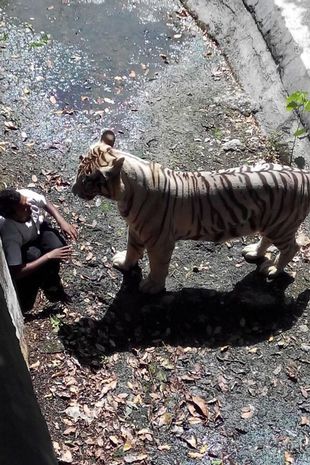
(242, 236, 272, 262)
(259, 235, 300, 278)
(139, 244, 175, 294)
(112, 229, 144, 271)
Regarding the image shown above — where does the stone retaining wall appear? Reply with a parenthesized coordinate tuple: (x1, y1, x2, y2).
(245, 0, 310, 130)
(182, 0, 310, 164)
(0, 240, 57, 465)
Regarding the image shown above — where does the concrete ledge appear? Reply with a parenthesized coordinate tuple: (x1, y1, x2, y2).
(0, 242, 28, 362)
(0, 240, 58, 465)
(181, 0, 310, 165)
(245, 0, 310, 130)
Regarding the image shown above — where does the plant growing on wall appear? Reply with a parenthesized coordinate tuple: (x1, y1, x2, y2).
(286, 91, 310, 164)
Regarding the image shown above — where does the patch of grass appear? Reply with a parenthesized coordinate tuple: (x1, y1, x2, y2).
(29, 33, 49, 48)
(101, 201, 114, 213)
(212, 128, 223, 139)
(113, 448, 125, 459)
(0, 32, 8, 41)
(49, 314, 62, 332)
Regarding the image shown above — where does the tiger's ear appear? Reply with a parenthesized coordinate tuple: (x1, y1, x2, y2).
(101, 130, 115, 147)
(111, 157, 125, 175)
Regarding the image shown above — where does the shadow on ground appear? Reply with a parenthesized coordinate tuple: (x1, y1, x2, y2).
(57, 269, 310, 367)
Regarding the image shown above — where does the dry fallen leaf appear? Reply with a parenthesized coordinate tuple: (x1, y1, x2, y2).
(157, 444, 171, 451)
(241, 404, 255, 419)
(100, 378, 117, 396)
(300, 386, 309, 399)
(188, 416, 203, 425)
(286, 361, 299, 382)
(183, 435, 197, 449)
(284, 450, 294, 464)
(297, 232, 310, 247)
(59, 449, 73, 463)
(123, 440, 133, 452)
(29, 360, 40, 370)
(300, 416, 310, 426)
(124, 453, 148, 463)
(4, 121, 18, 130)
(191, 395, 209, 418)
(104, 97, 115, 104)
(157, 412, 173, 427)
(188, 451, 207, 459)
(109, 435, 120, 446)
(63, 427, 76, 435)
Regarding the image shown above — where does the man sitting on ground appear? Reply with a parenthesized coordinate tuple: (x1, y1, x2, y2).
(0, 187, 77, 311)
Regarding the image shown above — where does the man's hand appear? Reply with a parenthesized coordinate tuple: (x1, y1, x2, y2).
(59, 220, 78, 241)
(11, 245, 73, 279)
(47, 246, 72, 261)
(45, 201, 78, 241)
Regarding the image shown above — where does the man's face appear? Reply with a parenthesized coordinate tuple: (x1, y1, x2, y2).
(12, 196, 32, 222)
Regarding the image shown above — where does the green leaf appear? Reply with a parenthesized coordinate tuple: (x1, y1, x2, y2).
(294, 128, 307, 137)
(286, 101, 300, 111)
(304, 101, 310, 112)
(287, 91, 308, 105)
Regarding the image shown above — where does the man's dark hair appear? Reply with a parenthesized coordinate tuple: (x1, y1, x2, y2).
(0, 188, 21, 217)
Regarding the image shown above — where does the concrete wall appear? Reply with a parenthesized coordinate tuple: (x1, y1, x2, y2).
(245, 0, 310, 130)
(181, 0, 310, 164)
(0, 241, 58, 465)
(182, 0, 291, 131)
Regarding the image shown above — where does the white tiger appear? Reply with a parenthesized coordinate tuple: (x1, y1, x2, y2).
(72, 130, 310, 293)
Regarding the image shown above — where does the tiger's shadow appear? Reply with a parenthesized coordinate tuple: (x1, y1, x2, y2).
(59, 269, 310, 368)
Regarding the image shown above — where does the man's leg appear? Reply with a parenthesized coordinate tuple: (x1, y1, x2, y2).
(15, 244, 42, 312)
(37, 222, 69, 301)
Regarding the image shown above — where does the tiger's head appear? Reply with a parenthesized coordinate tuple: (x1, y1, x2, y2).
(72, 130, 125, 201)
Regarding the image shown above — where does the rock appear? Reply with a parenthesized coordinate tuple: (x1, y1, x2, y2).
(301, 343, 310, 352)
(222, 139, 245, 151)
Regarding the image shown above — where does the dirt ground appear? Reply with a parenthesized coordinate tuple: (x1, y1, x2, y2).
(0, 3, 310, 465)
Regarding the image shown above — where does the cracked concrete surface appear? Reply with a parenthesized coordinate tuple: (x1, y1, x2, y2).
(182, 0, 310, 167)
(245, 0, 310, 130)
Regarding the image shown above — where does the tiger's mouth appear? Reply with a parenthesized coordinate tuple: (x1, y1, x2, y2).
(80, 192, 96, 201)
(72, 185, 96, 201)
(72, 180, 96, 200)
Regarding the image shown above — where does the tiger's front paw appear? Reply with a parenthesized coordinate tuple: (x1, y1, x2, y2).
(258, 261, 280, 279)
(139, 277, 165, 294)
(242, 244, 265, 262)
(112, 251, 133, 271)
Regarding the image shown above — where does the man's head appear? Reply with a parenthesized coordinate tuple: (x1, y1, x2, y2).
(72, 129, 124, 201)
(0, 189, 32, 222)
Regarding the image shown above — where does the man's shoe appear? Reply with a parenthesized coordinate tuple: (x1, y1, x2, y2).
(44, 286, 72, 304)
